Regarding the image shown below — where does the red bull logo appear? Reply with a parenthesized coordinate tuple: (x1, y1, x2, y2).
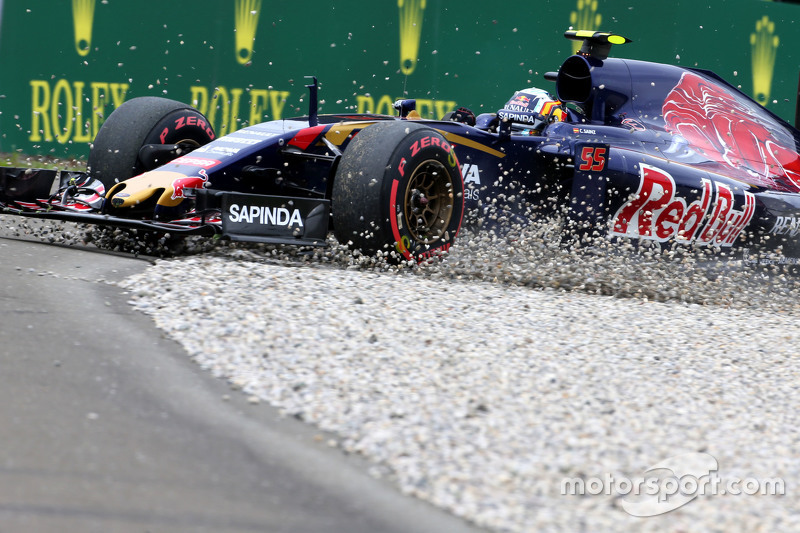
(171, 169, 209, 200)
(511, 95, 531, 108)
(610, 164, 755, 247)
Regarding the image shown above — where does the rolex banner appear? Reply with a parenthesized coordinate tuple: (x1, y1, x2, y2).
(0, 0, 797, 158)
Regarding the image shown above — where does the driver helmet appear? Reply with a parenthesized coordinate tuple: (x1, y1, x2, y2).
(498, 87, 565, 135)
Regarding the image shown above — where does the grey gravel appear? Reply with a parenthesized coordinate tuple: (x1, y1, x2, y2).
(4, 211, 800, 531)
(107, 223, 800, 533)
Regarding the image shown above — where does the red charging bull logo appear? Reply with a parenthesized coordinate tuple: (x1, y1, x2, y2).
(511, 95, 531, 108)
(610, 164, 755, 247)
(171, 169, 209, 200)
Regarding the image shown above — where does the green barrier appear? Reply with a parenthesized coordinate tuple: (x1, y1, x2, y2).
(0, 0, 797, 157)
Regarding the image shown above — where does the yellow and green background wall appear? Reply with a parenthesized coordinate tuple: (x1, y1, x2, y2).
(0, 0, 797, 158)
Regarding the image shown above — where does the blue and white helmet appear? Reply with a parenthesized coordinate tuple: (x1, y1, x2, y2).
(498, 87, 565, 134)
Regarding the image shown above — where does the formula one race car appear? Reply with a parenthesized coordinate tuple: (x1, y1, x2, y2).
(3, 30, 800, 266)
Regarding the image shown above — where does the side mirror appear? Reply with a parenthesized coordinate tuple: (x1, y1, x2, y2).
(393, 99, 417, 118)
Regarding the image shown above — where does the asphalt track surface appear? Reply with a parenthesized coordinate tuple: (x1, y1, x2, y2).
(0, 236, 484, 533)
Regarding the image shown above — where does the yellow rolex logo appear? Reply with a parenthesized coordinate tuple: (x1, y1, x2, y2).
(750, 15, 779, 107)
(72, 0, 95, 57)
(235, 0, 262, 65)
(398, 0, 426, 75)
(569, 0, 602, 54)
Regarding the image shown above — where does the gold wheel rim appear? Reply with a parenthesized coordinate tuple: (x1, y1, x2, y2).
(403, 159, 455, 243)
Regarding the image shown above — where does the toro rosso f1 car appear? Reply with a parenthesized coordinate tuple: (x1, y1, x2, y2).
(3, 30, 800, 265)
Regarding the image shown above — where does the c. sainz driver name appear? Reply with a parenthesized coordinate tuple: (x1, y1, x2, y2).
(228, 203, 304, 226)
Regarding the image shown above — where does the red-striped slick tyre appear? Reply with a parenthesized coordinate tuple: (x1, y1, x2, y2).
(332, 120, 464, 262)
(88, 97, 215, 189)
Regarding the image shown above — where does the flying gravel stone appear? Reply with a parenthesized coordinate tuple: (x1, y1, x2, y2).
(3, 30, 800, 271)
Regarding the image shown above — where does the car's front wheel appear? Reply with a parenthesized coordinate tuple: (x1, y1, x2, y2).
(332, 120, 464, 262)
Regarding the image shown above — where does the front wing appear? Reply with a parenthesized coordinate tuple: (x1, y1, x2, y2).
(0, 167, 330, 246)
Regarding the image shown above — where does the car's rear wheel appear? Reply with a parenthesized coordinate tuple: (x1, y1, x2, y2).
(332, 120, 464, 262)
(87, 97, 215, 189)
